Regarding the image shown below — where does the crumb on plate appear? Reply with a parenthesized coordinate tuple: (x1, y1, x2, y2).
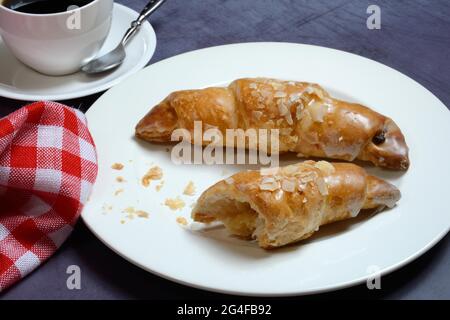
(183, 181, 196, 196)
(156, 180, 165, 192)
(116, 176, 126, 183)
(114, 189, 124, 196)
(164, 197, 185, 211)
(142, 166, 163, 187)
(122, 207, 149, 220)
(176, 217, 188, 226)
(136, 210, 149, 218)
(111, 163, 124, 170)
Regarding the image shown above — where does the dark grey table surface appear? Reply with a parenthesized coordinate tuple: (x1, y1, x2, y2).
(1, 0, 449, 300)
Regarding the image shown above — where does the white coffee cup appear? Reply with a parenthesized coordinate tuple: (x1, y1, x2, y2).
(0, 0, 113, 76)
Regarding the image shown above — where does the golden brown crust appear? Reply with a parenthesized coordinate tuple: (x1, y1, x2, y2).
(135, 78, 409, 170)
(191, 161, 401, 249)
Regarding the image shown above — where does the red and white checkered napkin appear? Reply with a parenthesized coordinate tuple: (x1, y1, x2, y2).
(0, 101, 98, 291)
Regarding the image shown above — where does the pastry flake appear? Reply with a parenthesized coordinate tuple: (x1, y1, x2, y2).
(164, 197, 185, 211)
(176, 217, 188, 226)
(142, 166, 163, 187)
(183, 181, 196, 196)
(111, 163, 124, 170)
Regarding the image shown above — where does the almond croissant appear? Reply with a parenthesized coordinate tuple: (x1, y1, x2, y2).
(136, 78, 409, 170)
(192, 161, 401, 249)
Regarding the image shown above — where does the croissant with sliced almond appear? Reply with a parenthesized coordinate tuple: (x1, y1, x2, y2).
(192, 161, 401, 249)
(135, 78, 409, 170)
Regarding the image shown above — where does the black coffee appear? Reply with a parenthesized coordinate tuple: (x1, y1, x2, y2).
(2, 0, 94, 14)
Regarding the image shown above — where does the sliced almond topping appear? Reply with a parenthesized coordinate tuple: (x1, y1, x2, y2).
(261, 176, 276, 184)
(316, 177, 329, 196)
(299, 172, 316, 183)
(278, 100, 289, 116)
(274, 189, 284, 200)
(285, 113, 294, 125)
(298, 180, 307, 192)
(289, 92, 303, 103)
(273, 174, 283, 181)
(249, 83, 258, 89)
(259, 176, 280, 191)
(295, 104, 303, 120)
(283, 165, 298, 175)
(308, 101, 329, 123)
(281, 179, 296, 192)
(300, 109, 313, 129)
(306, 86, 325, 99)
(314, 161, 335, 175)
(260, 183, 280, 192)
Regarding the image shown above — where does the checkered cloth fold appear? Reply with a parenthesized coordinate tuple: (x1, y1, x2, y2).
(0, 101, 98, 292)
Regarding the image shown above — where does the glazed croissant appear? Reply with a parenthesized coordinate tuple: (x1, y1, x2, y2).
(192, 161, 400, 249)
(136, 78, 409, 170)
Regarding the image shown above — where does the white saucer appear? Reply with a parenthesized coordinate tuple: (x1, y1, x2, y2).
(0, 3, 156, 101)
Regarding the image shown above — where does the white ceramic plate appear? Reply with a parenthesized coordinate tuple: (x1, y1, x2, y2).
(0, 3, 156, 101)
(82, 42, 450, 296)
